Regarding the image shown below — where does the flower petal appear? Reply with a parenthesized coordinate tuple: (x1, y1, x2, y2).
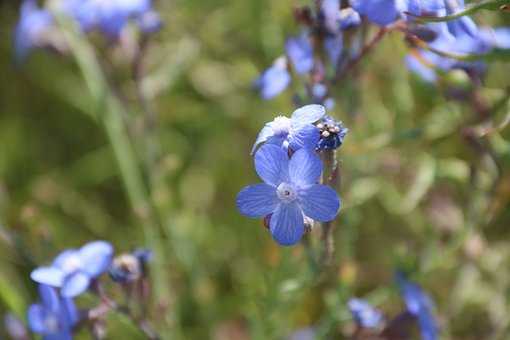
(251, 124, 275, 155)
(269, 203, 304, 246)
(285, 35, 314, 74)
(38, 284, 59, 312)
(61, 272, 90, 298)
(291, 104, 326, 129)
(30, 267, 65, 287)
(255, 58, 291, 100)
(237, 184, 278, 218)
(254, 144, 289, 186)
(79, 241, 114, 277)
(289, 124, 320, 152)
(298, 184, 340, 222)
(53, 249, 81, 273)
(289, 149, 322, 186)
(27, 304, 46, 333)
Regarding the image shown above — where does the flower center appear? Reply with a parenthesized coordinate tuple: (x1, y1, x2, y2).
(277, 183, 297, 203)
(271, 116, 292, 136)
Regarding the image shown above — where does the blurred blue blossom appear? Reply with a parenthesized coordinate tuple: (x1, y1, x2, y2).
(397, 273, 438, 340)
(251, 104, 325, 154)
(237, 144, 340, 246)
(64, 0, 159, 38)
(255, 57, 291, 100)
(348, 298, 384, 329)
(350, 0, 402, 26)
(14, 0, 53, 60)
(339, 8, 361, 30)
(31, 241, 113, 297)
(286, 34, 314, 75)
(316, 115, 348, 151)
(27, 284, 78, 340)
(288, 327, 316, 340)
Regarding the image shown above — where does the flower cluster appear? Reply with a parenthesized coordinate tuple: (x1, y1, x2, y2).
(14, 0, 162, 60)
(254, 0, 510, 102)
(237, 104, 345, 246)
(347, 273, 438, 340)
(27, 240, 152, 339)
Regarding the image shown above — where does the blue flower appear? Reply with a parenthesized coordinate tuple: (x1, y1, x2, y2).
(31, 241, 114, 298)
(397, 273, 439, 340)
(14, 0, 53, 61)
(320, 0, 341, 33)
(251, 104, 326, 154)
(27, 284, 78, 340)
(348, 298, 384, 329)
(403, 0, 445, 16)
(65, 0, 156, 38)
(255, 57, 291, 100)
(316, 115, 348, 151)
(350, 0, 402, 26)
(285, 35, 314, 75)
(237, 144, 340, 246)
(288, 327, 316, 340)
(339, 8, 361, 30)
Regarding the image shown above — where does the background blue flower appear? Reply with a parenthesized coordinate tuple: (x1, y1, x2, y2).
(254, 57, 291, 100)
(14, 0, 52, 61)
(27, 284, 78, 340)
(237, 144, 340, 246)
(30, 241, 114, 297)
(348, 298, 384, 329)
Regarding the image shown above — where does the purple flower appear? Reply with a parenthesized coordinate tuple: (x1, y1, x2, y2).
(27, 284, 78, 340)
(255, 57, 291, 100)
(30, 241, 114, 298)
(397, 273, 439, 340)
(251, 104, 326, 154)
(14, 0, 53, 60)
(285, 35, 314, 74)
(348, 298, 384, 329)
(237, 145, 340, 246)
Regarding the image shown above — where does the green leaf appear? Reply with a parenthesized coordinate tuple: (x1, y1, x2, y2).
(405, 0, 510, 23)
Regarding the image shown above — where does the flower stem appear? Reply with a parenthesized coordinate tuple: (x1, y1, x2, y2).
(320, 149, 339, 267)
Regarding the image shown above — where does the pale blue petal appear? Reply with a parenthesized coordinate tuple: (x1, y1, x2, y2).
(289, 149, 322, 186)
(61, 272, 90, 298)
(289, 124, 320, 152)
(291, 104, 326, 129)
(348, 298, 384, 328)
(324, 35, 343, 66)
(255, 61, 291, 100)
(79, 241, 113, 277)
(251, 124, 276, 154)
(31, 267, 65, 287)
(351, 0, 400, 26)
(53, 250, 80, 271)
(236, 184, 278, 218)
(27, 304, 46, 333)
(269, 203, 304, 246)
(298, 184, 340, 222)
(254, 144, 289, 186)
(61, 298, 79, 327)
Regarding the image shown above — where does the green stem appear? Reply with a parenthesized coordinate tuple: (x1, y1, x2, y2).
(320, 150, 339, 268)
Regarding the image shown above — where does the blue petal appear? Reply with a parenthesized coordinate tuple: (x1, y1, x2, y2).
(52, 249, 81, 273)
(251, 124, 276, 155)
(61, 272, 91, 298)
(480, 27, 510, 49)
(351, 0, 400, 26)
(321, 0, 340, 33)
(61, 298, 79, 327)
(339, 8, 361, 29)
(405, 53, 437, 83)
(348, 298, 384, 329)
(27, 304, 46, 333)
(291, 104, 326, 129)
(285, 35, 314, 74)
(289, 125, 320, 152)
(31, 267, 65, 287)
(236, 184, 279, 218)
(254, 144, 289, 186)
(298, 184, 340, 222)
(14, 0, 53, 61)
(269, 203, 304, 246)
(289, 149, 322, 186)
(38, 284, 59, 312)
(79, 241, 114, 277)
(255, 59, 291, 100)
(324, 34, 343, 66)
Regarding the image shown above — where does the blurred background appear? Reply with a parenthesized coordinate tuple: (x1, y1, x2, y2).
(1, 0, 510, 339)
